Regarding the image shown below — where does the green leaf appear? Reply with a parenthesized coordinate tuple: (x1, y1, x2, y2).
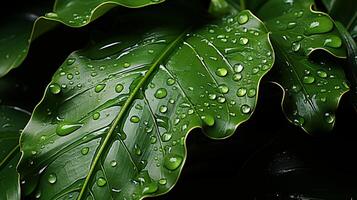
(18, 5, 274, 199)
(257, 0, 349, 133)
(0, 106, 30, 200)
(0, 0, 165, 78)
(321, 0, 357, 31)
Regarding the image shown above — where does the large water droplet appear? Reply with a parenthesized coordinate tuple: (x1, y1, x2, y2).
(216, 68, 228, 77)
(317, 70, 327, 78)
(305, 16, 333, 35)
(237, 88, 247, 97)
(162, 133, 172, 142)
(201, 115, 215, 126)
(241, 104, 251, 114)
(95, 84, 106, 93)
(134, 144, 142, 156)
(303, 76, 315, 84)
(56, 122, 82, 136)
(49, 83, 61, 94)
(142, 182, 158, 195)
(163, 154, 183, 171)
(48, 173, 57, 184)
(155, 88, 167, 99)
(218, 84, 229, 94)
(130, 116, 140, 123)
(238, 14, 249, 24)
(323, 35, 342, 48)
(97, 177, 107, 187)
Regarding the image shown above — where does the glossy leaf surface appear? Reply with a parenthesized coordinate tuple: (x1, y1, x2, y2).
(257, 0, 349, 133)
(0, 106, 30, 200)
(19, 5, 274, 200)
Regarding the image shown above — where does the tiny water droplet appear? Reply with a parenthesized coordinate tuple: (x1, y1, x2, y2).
(155, 88, 167, 99)
(208, 93, 217, 100)
(166, 78, 175, 86)
(233, 73, 242, 81)
(247, 88, 256, 98)
(66, 58, 76, 65)
(97, 177, 107, 187)
(317, 70, 327, 78)
(45, 12, 58, 18)
(115, 84, 123, 93)
(159, 178, 167, 185)
(217, 96, 226, 103)
(239, 37, 249, 45)
(110, 160, 117, 167)
(324, 112, 335, 124)
(48, 173, 57, 184)
(292, 42, 301, 52)
(123, 62, 130, 68)
(81, 147, 89, 155)
(150, 136, 157, 144)
(218, 84, 229, 94)
(95, 84, 106, 93)
(216, 68, 228, 77)
(201, 115, 215, 126)
(234, 64, 244, 73)
(93, 112, 100, 120)
(49, 83, 61, 94)
(134, 144, 142, 156)
(163, 154, 183, 171)
(162, 133, 172, 142)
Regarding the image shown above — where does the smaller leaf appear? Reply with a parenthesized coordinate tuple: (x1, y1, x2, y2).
(0, 106, 30, 200)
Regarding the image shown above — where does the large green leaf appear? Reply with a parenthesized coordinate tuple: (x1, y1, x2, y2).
(257, 0, 349, 133)
(18, 4, 274, 199)
(0, 106, 30, 200)
(0, 0, 164, 78)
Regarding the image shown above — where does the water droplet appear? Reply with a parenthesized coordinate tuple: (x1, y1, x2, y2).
(320, 96, 327, 102)
(208, 93, 217, 100)
(150, 136, 157, 144)
(305, 16, 333, 35)
(317, 70, 327, 78)
(241, 104, 251, 114)
(148, 49, 154, 54)
(45, 12, 58, 18)
(119, 132, 127, 140)
(234, 63, 244, 73)
(292, 42, 301, 52)
(159, 105, 168, 113)
(142, 182, 158, 195)
(218, 84, 229, 94)
(216, 68, 228, 77)
(56, 122, 82, 136)
(163, 154, 183, 170)
(293, 116, 305, 126)
(323, 35, 342, 48)
(65, 57, 75, 66)
(247, 88, 256, 98)
(159, 178, 167, 185)
(115, 84, 123, 93)
(110, 160, 117, 167)
(97, 177, 107, 187)
(324, 112, 335, 124)
(287, 22, 297, 29)
(239, 37, 249, 45)
(233, 73, 242, 81)
(130, 116, 140, 123)
(237, 88, 247, 97)
(238, 14, 249, 24)
(48, 173, 57, 184)
(134, 144, 142, 156)
(49, 83, 61, 94)
(124, 62, 131, 68)
(201, 115, 215, 126)
(95, 84, 106, 93)
(81, 147, 89, 155)
(217, 96, 226, 103)
(155, 88, 167, 99)
(303, 76, 315, 84)
(166, 78, 175, 86)
(93, 112, 100, 120)
(67, 73, 73, 80)
(162, 133, 172, 142)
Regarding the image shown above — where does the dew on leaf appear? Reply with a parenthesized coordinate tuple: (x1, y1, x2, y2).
(56, 122, 82, 136)
(238, 14, 249, 24)
(216, 68, 228, 77)
(130, 116, 140, 123)
(115, 84, 124, 93)
(49, 83, 61, 94)
(241, 104, 251, 114)
(155, 88, 168, 99)
(48, 173, 57, 184)
(97, 177, 107, 187)
(95, 84, 106, 93)
(163, 154, 183, 171)
(81, 147, 89, 155)
(303, 76, 315, 84)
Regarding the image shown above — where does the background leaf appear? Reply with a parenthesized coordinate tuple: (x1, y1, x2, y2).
(0, 106, 30, 200)
(257, 0, 349, 133)
(0, 0, 165, 78)
(19, 3, 274, 199)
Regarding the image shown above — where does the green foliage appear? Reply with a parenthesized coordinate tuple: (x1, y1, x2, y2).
(0, 0, 355, 199)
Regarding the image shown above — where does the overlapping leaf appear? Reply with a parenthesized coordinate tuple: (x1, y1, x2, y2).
(0, 0, 164, 78)
(0, 106, 30, 200)
(257, 0, 349, 133)
(18, 4, 274, 200)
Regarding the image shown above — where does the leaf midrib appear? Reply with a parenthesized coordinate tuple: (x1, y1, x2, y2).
(77, 29, 190, 199)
